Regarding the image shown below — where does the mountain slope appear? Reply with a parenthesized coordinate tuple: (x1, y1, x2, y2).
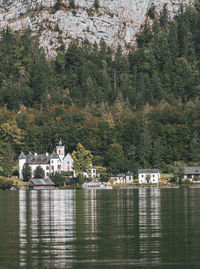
(0, 0, 196, 57)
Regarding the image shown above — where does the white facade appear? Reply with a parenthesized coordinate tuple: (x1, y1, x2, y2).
(138, 169, 160, 184)
(111, 172, 134, 185)
(83, 167, 97, 179)
(18, 140, 74, 180)
(63, 154, 74, 173)
(18, 140, 96, 180)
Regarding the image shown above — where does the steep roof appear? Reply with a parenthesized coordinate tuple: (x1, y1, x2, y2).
(18, 151, 27, 160)
(27, 152, 33, 159)
(138, 169, 160, 173)
(27, 154, 50, 164)
(184, 167, 200, 175)
(50, 151, 59, 159)
(29, 178, 55, 186)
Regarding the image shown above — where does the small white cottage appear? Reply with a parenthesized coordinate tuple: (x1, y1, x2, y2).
(138, 169, 160, 184)
(183, 167, 200, 181)
(110, 172, 134, 184)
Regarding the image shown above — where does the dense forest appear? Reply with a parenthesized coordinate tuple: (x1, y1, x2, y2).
(0, 3, 200, 175)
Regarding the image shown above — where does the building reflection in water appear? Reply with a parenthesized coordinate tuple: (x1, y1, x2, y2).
(139, 188, 161, 264)
(83, 190, 98, 254)
(19, 190, 76, 268)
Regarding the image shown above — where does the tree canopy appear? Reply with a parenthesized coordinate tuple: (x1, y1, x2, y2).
(0, 4, 200, 174)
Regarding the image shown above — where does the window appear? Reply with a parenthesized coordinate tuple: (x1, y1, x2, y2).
(51, 165, 54, 170)
(153, 174, 155, 177)
(142, 175, 144, 178)
(46, 166, 49, 170)
(46, 173, 49, 177)
(58, 165, 61, 170)
(52, 160, 54, 163)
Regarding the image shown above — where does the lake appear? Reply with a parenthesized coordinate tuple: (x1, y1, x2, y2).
(0, 188, 200, 268)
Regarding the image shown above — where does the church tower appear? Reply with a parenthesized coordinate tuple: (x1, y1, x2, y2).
(56, 139, 65, 161)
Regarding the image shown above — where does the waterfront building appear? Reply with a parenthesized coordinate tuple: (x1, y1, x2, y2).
(183, 167, 200, 181)
(110, 172, 134, 184)
(18, 140, 97, 180)
(138, 169, 160, 184)
(27, 178, 55, 190)
(18, 139, 74, 180)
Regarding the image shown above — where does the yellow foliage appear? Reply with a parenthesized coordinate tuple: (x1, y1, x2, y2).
(56, 116, 61, 122)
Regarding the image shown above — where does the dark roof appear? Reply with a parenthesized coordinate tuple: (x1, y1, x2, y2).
(27, 152, 33, 158)
(27, 154, 50, 164)
(30, 178, 55, 186)
(18, 152, 27, 159)
(184, 167, 200, 175)
(50, 151, 59, 159)
(110, 173, 124, 177)
(110, 172, 134, 177)
(138, 169, 160, 173)
(125, 171, 134, 176)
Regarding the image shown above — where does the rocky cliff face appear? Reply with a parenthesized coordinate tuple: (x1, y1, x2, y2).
(0, 0, 196, 57)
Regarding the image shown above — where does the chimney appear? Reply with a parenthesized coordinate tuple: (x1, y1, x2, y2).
(46, 152, 49, 157)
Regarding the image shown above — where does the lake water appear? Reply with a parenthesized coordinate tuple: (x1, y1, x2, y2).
(0, 188, 200, 268)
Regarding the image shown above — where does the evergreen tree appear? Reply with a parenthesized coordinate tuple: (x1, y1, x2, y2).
(69, 0, 75, 8)
(1, 143, 15, 178)
(94, 0, 99, 9)
(34, 166, 45, 179)
(54, 0, 62, 12)
(22, 163, 32, 181)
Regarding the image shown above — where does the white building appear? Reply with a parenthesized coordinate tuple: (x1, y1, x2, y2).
(138, 169, 160, 184)
(83, 166, 97, 179)
(183, 167, 200, 181)
(110, 172, 134, 184)
(18, 140, 74, 180)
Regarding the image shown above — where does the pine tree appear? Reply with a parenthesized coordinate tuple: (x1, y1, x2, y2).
(54, 0, 62, 12)
(22, 163, 32, 181)
(69, 0, 75, 8)
(94, 0, 99, 9)
(1, 143, 15, 178)
(34, 166, 45, 179)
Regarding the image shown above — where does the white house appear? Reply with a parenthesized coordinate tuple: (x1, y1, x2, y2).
(19, 140, 74, 180)
(83, 166, 97, 179)
(138, 169, 160, 184)
(183, 167, 200, 181)
(110, 172, 134, 184)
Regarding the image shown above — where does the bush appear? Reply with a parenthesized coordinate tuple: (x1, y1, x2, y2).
(0, 178, 13, 190)
(12, 168, 19, 177)
(50, 172, 65, 187)
(66, 178, 78, 186)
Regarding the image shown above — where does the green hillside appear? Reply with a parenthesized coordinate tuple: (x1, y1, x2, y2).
(0, 4, 200, 174)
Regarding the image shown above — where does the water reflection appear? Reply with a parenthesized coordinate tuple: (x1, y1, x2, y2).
(19, 190, 76, 268)
(14, 188, 200, 268)
(139, 188, 161, 264)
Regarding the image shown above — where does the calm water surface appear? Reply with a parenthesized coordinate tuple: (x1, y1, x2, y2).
(0, 188, 200, 268)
